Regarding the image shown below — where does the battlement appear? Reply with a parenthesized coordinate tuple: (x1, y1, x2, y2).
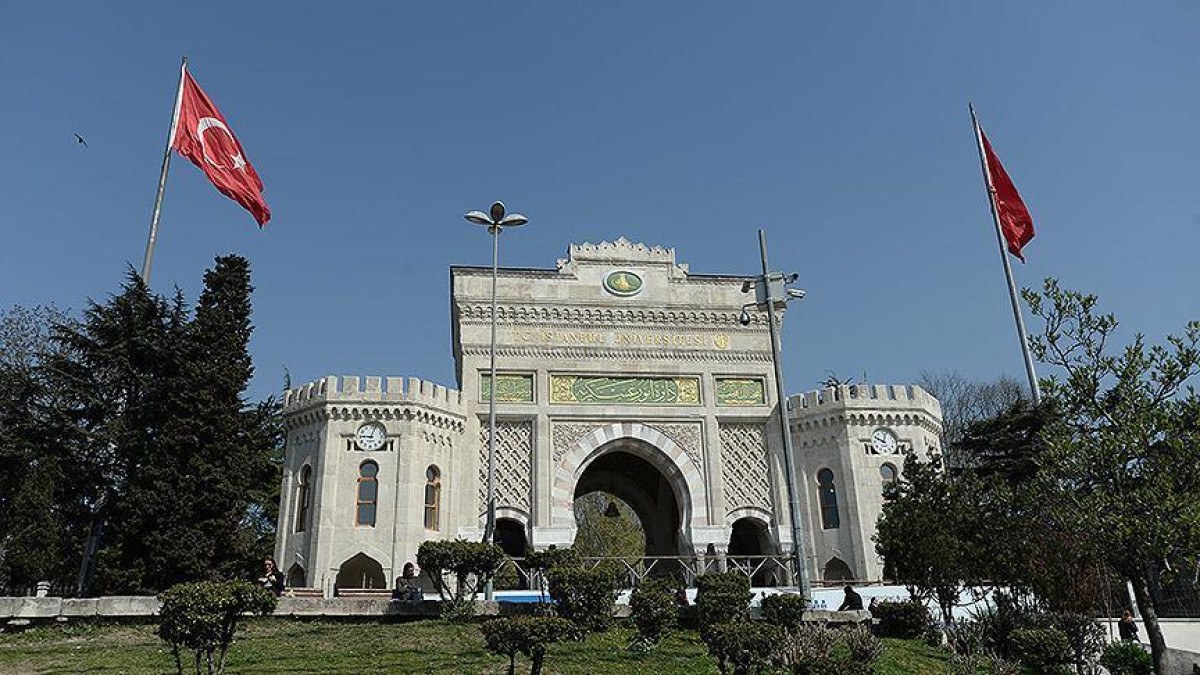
(790, 384, 942, 418)
(283, 375, 464, 411)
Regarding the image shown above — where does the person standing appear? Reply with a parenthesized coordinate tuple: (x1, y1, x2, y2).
(1118, 608, 1140, 642)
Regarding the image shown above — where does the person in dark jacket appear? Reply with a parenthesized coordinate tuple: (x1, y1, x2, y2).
(1118, 608, 1140, 642)
(838, 585, 864, 611)
(258, 557, 285, 596)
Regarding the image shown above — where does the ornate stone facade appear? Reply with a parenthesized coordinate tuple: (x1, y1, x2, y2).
(275, 239, 942, 595)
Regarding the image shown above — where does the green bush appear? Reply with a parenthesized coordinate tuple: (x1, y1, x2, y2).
(1099, 641, 1154, 675)
(871, 599, 929, 639)
(760, 592, 807, 633)
(157, 581, 277, 675)
(628, 577, 677, 647)
(695, 573, 752, 634)
(494, 557, 524, 591)
(1009, 627, 1072, 674)
(1045, 612, 1105, 672)
(417, 539, 505, 621)
(702, 621, 785, 675)
(524, 546, 581, 572)
(480, 615, 573, 675)
(546, 567, 617, 634)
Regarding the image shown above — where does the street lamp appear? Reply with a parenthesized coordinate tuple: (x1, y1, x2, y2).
(739, 229, 811, 599)
(464, 200, 528, 602)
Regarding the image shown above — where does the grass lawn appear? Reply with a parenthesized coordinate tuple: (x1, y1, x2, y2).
(0, 619, 959, 674)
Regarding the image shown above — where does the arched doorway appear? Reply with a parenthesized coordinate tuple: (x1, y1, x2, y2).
(823, 557, 854, 583)
(494, 518, 530, 590)
(728, 517, 777, 587)
(335, 552, 385, 590)
(495, 518, 528, 557)
(573, 448, 682, 558)
(286, 563, 306, 588)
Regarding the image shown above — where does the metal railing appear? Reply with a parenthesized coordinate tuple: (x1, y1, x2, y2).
(495, 554, 802, 590)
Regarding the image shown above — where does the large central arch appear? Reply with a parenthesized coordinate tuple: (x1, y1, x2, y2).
(551, 422, 707, 549)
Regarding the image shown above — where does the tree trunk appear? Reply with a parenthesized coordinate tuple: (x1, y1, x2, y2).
(506, 654, 515, 675)
(1131, 575, 1168, 675)
(530, 648, 545, 675)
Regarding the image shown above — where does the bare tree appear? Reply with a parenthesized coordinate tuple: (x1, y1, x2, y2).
(917, 370, 1026, 465)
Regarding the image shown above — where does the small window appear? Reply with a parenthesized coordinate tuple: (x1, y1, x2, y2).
(295, 465, 312, 533)
(880, 463, 898, 500)
(357, 461, 379, 527)
(424, 465, 441, 531)
(817, 468, 840, 530)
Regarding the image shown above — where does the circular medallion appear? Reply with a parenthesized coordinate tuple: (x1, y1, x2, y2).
(603, 270, 643, 297)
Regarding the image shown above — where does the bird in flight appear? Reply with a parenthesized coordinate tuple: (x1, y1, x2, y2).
(74, 133, 87, 148)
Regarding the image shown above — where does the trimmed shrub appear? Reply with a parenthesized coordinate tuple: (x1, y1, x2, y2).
(628, 577, 677, 647)
(1099, 641, 1154, 675)
(1009, 627, 1072, 675)
(417, 539, 505, 621)
(546, 567, 618, 634)
(494, 557, 523, 591)
(703, 621, 785, 675)
(480, 615, 572, 675)
(760, 592, 807, 633)
(695, 573, 752, 634)
(872, 599, 929, 639)
(157, 581, 277, 675)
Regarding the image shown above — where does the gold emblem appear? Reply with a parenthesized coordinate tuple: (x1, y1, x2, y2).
(603, 270, 643, 297)
(713, 334, 730, 350)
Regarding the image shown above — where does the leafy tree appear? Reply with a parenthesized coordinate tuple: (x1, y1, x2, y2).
(874, 451, 978, 624)
(1023, 278, 1200, 674)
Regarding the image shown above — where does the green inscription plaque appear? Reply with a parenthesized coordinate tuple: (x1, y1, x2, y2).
(716, 378, 766, 406)
(480, 373, 534, 403)
(550, 375, 701, 405)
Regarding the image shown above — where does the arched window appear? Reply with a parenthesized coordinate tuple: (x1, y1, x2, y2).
(424, 465, 441, 531)
(880, 463, 898, 501)
(295, 465, 312, 533)
(356, 461, 378, 527)
(817, 468, 840, 530)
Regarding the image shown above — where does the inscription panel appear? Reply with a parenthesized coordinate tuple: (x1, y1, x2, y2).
(550, 375, 701, 405)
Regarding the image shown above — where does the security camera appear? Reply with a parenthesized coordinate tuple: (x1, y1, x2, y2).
(786, 288, 807, 300)
(740, 279, 753, 294)
(738, 309, 752, 326)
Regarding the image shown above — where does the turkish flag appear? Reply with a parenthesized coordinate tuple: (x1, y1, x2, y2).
(980, 129, 1034, 261)
(172, 70, 271, 226)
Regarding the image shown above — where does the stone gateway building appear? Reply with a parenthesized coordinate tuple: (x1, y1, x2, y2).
(275, 238, 942, 596)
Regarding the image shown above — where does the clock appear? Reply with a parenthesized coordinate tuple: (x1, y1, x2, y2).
(355, 422, 387, 451)
(871, 428, 898, 455)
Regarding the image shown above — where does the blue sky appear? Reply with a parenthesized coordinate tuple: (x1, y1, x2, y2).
(2, 3, 1197, 403)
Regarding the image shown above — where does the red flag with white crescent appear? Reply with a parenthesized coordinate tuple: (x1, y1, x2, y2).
(172, 70, 271, 226)
(979, 128, 1034, 261)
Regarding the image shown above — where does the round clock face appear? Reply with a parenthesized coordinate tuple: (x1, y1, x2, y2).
(355, 422, 387, 451)
(871, 428, 898, 454)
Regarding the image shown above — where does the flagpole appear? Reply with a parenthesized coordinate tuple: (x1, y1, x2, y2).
(969, 103, 1042, 405)
(140, 56, 188, 284)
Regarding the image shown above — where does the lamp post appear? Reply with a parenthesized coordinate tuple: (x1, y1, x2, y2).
(738, 229, 811, 598)
(465, 201, 528, 602)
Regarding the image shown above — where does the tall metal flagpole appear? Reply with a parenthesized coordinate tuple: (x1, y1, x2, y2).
(140, 56, 188, 284)
(969, 104, 1042, 405)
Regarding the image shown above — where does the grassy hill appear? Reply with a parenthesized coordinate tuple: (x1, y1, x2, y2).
(0, 619, 959, 674)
